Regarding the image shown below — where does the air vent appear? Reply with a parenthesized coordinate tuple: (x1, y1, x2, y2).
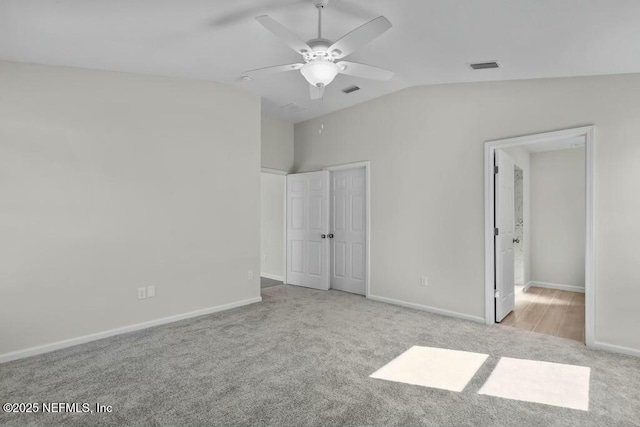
(342, 85, 360, 94)
(470, 61, 500, 70)
(281, 103, 307, 113)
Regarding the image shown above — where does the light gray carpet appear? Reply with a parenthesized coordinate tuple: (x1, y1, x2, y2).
(2, 285, 640, 426)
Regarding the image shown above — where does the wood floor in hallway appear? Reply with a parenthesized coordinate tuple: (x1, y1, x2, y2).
(500, 285, 585, 342)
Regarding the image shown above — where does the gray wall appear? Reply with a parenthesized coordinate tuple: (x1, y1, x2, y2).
(261, 114, 294, 172)
(260, 115, 292, 281)
(0, 61, 262, 355)
(294, 74, 640, 352)
(530, 148, 586, 288)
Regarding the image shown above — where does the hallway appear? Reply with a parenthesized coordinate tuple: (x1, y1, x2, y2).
(501, 285, 585, 342)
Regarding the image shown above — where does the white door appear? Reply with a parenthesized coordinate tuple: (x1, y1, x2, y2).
(287, 171, 330, 290)
(330, 168, 366, 295)
(495, 150, 516, 321)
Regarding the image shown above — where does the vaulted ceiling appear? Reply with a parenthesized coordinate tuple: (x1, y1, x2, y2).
(1, 0, 640, 123)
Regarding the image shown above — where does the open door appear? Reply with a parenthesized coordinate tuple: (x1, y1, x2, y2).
(495, 150, 516, 322)
(287, 171, 330, 290)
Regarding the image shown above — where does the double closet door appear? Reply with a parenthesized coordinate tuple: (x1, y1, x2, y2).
(286, 168, 366, 295)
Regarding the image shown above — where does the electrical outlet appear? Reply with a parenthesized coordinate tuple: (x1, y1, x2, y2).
(137, 287, 146, 300)
(248, 270, 254, 280)
(147, 285, 156, 298)
(421, 276, 428, 287)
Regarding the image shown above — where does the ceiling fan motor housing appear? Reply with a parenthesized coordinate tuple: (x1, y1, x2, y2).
(305, 38, 337, 60)
(313, 0, 330, 8)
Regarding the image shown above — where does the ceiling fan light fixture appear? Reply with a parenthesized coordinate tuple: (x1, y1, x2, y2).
(300, 59, 339, 87)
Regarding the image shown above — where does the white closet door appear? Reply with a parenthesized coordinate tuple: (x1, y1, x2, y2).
(330, 168, 366, 295)
(286, 171, 330, 290)
(495, 150, 516, 321)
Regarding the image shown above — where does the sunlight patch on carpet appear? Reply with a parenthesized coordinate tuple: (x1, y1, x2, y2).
(370, 346, 488, 392)
(478, 357, 590, 411)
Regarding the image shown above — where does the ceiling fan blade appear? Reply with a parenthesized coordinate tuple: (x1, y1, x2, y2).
(256, 15, 313, 56)
(310, 84, 324, 100)
(336, 61, 394, 80)
(328, 16, 392, 59)
(242, 63, 304, 78)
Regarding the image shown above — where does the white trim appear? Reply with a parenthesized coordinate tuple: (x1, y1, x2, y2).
(584, 127, 595, 346)
(324, 161, 370, 172)
(324, 161, 371, 298)
(283, 176, 288, 285)
(485, 126, 594, 148)
(261, 167, 288, 176)
(260, 273, 284, 282)
(368, 294, 485, 324)
(527, 281, 585, 293)
(484, 126, 595, 347)
(0, 297, 262, 364)
(523, 281, 534, 292)
(591, 341, 640, 358)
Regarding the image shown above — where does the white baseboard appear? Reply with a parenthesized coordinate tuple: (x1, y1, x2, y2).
(367, 294, 638, 358)
(368, 294, 485, 324)
(591, 341, 640, 358)
(260, 273, 284, 282)
(525, 281, 585, 293)
(0, 296, 262, 364)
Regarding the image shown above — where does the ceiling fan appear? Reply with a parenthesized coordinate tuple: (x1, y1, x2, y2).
(241, 0, 394, 100)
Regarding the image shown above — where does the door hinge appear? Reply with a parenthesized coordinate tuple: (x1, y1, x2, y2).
(494, 165, 499, 174)
(494, 290, 500, 298)
(494, 227, 499, 236)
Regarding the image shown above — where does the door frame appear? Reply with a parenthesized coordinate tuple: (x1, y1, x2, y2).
(324, 161, 371, 298)
(261, 167, 288, 285)
(483, 126, 595, 346)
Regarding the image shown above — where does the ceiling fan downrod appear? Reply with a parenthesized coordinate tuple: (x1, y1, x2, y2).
(315, 0, 328, 39)
(318, 5, 322, 39)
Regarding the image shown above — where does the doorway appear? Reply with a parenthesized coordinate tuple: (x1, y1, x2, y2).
(285, 162, 370, 296)
(260, 168, 287, 289)
(484, 126, 594, 346)
(503, 146, 586, 341)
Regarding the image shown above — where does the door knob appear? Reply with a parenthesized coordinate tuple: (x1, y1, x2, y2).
(328, 234, 334, 239)
(513, 238, 520, 243)
(321, 234, 326, 239)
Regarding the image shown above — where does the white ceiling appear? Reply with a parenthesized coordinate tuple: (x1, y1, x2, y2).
(1, 0, 640, 123)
